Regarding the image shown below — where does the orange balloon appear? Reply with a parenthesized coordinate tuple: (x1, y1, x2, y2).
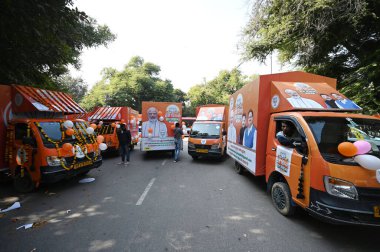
(90, 123, 97, 129)
(171, 125, 175, 129)
(65, 128, 74, 136)
(111, 123, 116, 128)
(138, 114, 142, 118)
(97, 135, 104, 144)
(338, 142, 358, 157)
(97, 125, 102, 129)
(148, 128, 153, 133)
(158, 111, 163, 116)
(62, 143, 73, 152)
(120, 119, 125, 123)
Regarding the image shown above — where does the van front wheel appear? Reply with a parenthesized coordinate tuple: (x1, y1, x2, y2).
(271, 182, 295, 216)
(234, 162, 244, 175)
(13, 169, 35, 193)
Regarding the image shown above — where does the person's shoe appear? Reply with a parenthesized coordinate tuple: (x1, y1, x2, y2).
(173, 160, 177, 163)
(117, 162, 124, 165)
(126, 161, 130, 165)
(124, 162, 129, 165)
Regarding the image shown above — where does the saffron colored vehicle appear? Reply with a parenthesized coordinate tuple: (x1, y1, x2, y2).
(228, 71, 380, 226)
(0, 85, 102, 192)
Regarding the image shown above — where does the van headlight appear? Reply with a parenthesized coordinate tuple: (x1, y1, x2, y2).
(211, 144, 220, 149)
(47, 156, 66, 166)
(188, 142, 195, 149)
(324, 176, 358, 200)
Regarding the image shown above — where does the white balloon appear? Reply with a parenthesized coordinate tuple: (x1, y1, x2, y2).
(63, 120, 73, 128)
(86, 127, 94, 135)
(99, 121, 103, 125)
(99, 143, 107, 151)
(131, 119, 136, 125)
(376, 169, 380, 184)
(116, 124, 120, 129)
(354, 154, 380, 171)
(159, 116, 164, 122)
(148, 133, 152, 138)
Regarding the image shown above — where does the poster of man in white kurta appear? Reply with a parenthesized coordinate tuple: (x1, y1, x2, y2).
(142, 107, 168, 138)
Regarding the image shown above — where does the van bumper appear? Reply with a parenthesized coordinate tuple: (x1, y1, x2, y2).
(188, 147, 223, 158)
(306, 188, 380, 226)
(40, 156, 102, 183)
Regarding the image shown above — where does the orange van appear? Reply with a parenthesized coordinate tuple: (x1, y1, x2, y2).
(0, 85, 102, 192)
(188, 105, 228, 159)
(89, 107, 139, 152)
(228, 71, 380, 225)
(140, 101, 182, 152)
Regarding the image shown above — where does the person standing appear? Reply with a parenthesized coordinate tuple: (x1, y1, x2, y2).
(117, 123, 131, 165)
(173, 122, 183, 162)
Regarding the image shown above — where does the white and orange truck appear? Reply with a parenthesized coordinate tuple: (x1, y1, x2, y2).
(140, 101, 182, 152)
(228, 71, 380, 225)
(88, 107, 139, 151)
(188, 105, 228, 159)
(0, 84, 103, 192)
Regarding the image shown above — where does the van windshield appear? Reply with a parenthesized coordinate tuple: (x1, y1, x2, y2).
(304, 116, 380, 163)
(36, 121, 93, 146)
(190, 122, 221, 139)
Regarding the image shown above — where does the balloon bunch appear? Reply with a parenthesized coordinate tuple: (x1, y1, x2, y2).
(338, 140, 380, 182)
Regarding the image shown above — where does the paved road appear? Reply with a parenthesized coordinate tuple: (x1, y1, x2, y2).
(0, 140, 379, 252)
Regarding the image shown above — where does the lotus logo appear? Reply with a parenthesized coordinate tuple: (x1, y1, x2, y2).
(201, 139, 206, 145)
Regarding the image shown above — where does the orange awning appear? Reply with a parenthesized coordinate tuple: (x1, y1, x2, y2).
(89, 107, 123, 120)
(13, 85, 86, 114)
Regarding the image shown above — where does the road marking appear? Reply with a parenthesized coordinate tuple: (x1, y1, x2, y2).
(161, 159, 167, 166)
(136, 178, 156, 206)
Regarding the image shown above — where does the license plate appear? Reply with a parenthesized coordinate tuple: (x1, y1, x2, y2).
(196, 149, 208, 153)
(73, 160, 93, 170)
(374, 206, 380, 217)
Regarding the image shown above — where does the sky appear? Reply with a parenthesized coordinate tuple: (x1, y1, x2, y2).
(71, 0, 290, 92)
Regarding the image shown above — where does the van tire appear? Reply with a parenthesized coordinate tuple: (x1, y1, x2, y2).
(234, 162, 244, 175)
(271, 182, 296, 216)
(13, 169, 35, 193)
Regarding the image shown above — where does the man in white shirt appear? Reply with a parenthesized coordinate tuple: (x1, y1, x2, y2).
(142, 107, 168, 138)
(227, 111, 237, 143)
(285, 89, 323, 109)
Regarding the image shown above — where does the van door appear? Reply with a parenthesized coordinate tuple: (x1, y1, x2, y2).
(267, 117, 310, 208)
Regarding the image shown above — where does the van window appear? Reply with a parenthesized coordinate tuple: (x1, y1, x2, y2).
(15, 123, 28, 140)
(38, 122, 62, 141)
(190, 122, 221, 139)
(305, 116, 380, 162)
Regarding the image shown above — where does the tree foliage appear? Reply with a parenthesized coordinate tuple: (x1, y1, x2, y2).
(242, 0, 380, 113)
(81, 56, 186, 112)
(55, 74, 88, 103)
(186, 69, 249, 115)
(0, 0, 115, 89)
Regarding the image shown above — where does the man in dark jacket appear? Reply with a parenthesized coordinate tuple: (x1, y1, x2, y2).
(117, 123, 131, 165)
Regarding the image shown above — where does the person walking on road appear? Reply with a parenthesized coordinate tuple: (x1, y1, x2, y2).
(117, 123, 131, 165)
(173, 122, 183, 162)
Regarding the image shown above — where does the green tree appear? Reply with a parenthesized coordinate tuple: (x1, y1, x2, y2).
(55, 74, 88, 103)
(0, 0, 115, 89)
(242, 0, 380, 113)
(186, 68, 248, 114)
(81, 56, 187, 112)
